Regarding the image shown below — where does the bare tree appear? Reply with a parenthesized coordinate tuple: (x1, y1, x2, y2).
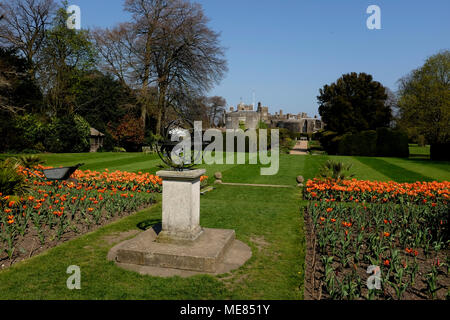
(92, 25, 135, 88)
(0, 0, 56, 79)
(93, 0, 227, 134)
(171, 93, 209, 125)
(384, 87, 398, 127)
(93, 22, 160, 125)
(93, 0, 170, 131)
(150, 0, 227, 133)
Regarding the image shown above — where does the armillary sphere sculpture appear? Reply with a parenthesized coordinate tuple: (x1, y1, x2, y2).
(156, 119, 208, 171)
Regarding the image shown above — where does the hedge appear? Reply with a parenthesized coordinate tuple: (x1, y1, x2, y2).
(376, 128, 409, 158)
(320, 128, 410, 158)
(202, 129, 291, 153)
(317, 131, 339, 155)
(338, 131, 377, 156)
(430, 143, 450, 161)
(221, 129, 272, 153)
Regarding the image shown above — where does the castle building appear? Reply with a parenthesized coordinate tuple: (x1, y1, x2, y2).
(225, 102, 260, 130)
(224, 102, 324, 134)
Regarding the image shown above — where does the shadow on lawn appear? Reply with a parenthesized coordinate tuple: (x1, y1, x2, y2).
(137, 219, 162, 234)
(356, 157, 434, 182)
(405, 158, 450, 165)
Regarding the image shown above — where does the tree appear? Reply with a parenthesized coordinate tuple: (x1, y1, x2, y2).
(93, 0, 227, 134)
(397, 50, 449, 160)
(0, 48, 43, 152)
(385, 87, 398, 127)
(93, 0, 171, 132)
(206, 96, 226, 127)
(50, 114, 90, 153)
(150, 0, 227, 133)
(74, 71, 135, 133)
(174, 93, 209, 125)
(0, 0, 56, 79)
(318, 72, 392, 135)
(108, 114, 145, 151)
(39, 5, 97, 116)
(0, 47, 42, 114)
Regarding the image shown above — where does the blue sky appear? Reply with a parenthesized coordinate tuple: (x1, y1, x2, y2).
(68, 0, 450, 117)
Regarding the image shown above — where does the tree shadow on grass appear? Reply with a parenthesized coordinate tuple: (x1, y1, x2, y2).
(356, 157, 434, 182)
(404, 158, 450, 166)
(409, 154, 430, 160)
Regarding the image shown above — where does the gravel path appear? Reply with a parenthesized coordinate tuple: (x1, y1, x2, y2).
(290, 140, 308, 155)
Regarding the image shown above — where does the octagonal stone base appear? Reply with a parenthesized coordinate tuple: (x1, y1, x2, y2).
(108, 228, 251, 275)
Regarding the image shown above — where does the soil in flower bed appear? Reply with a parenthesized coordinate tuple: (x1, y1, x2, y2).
(303, 206, 449, 300)
(0, 203, 154, 270)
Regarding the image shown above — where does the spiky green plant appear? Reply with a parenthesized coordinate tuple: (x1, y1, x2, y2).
(318, 160, 355, 181)
(0, 160, 31, 196)
(14, 155, 45, 169)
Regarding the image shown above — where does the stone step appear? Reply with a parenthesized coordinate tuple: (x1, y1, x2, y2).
(112, 228, 236, 273)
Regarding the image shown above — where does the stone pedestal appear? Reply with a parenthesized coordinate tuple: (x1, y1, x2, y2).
(107, 168, 252, 276)
(156, 169, 205, 243)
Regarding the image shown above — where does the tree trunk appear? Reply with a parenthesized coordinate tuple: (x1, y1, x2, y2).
(156, 108, 163, 136)
(139, 26, 155, 132)
(140, 96, 147, 130)
(156, 83, 167, 135)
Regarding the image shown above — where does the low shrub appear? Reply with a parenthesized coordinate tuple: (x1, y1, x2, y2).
(318, 160, 355, 181)
(15, 155, 45, 168)
(113, 147, 127, 153)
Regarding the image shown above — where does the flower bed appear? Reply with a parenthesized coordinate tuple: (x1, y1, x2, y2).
(30, 165, 163, 193)
(305, 179, 449, 205)
(0, 166, 162, 268)
(303, 179, 449, 300)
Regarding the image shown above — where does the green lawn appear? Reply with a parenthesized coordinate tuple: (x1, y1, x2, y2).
(409, 144, 431, 159)
(0, 152, 449, 299)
